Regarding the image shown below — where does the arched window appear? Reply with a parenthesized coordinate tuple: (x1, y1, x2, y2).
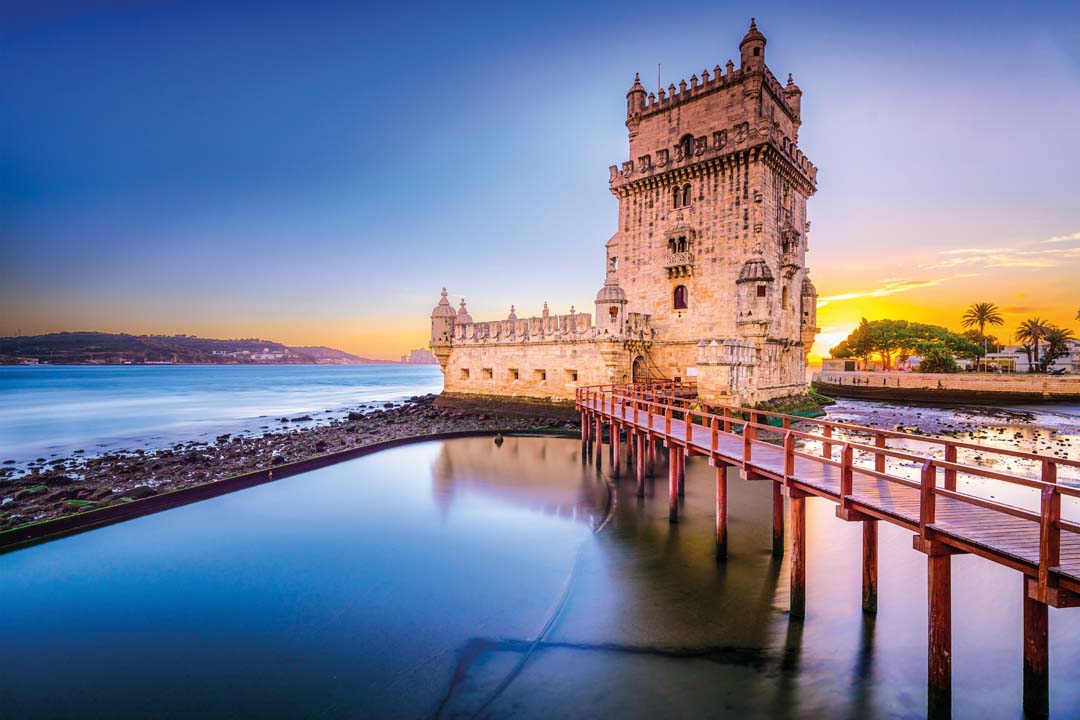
(672, 186, 681, 209)
(782, 285, 790, 309)
(677, 236, 687, 253)
(679, 134, 694, 160)
(673, 285, 688, 310)
(681, 184, 692, 207)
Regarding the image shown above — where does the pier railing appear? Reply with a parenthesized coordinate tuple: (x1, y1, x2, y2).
(575, 382, 1080, 598)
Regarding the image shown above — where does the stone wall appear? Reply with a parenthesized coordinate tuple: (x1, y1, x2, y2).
(443, 341, 613, 402)
(813, 371, 1080, 403)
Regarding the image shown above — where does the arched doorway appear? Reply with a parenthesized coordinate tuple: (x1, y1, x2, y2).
(632, 356, 649, 384)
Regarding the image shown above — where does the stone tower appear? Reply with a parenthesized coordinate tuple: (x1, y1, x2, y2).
(606, 18, 818, 403)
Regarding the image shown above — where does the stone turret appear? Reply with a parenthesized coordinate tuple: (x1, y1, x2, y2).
(736, 249, 774, 339)
(800, 275, 820, 360)
(429, 288, 455, 369)
(785, 73, 803, 124)
(739, 18, 766, 71)
(457, 298, 473, 325)
(594, 260, 627, 336)
(625, 73, 646, 138)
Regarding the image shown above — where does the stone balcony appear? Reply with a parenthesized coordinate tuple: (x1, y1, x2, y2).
(665, 251, 694, 278)
(780, 251, 800, 278)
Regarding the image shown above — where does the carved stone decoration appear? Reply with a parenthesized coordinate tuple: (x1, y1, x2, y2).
(694, 136, 707, 156)
(609, 165, 619, 183)
(673, 144, 685, 163)
(621, 160, 634, 179)
(713, 130, 727, 150)
(735, 123, 748, 144)
(656, 148, 669, 167)
(638, 154, 651, 173)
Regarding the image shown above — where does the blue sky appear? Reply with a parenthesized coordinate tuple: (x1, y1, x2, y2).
(2, 0, 1078, 358)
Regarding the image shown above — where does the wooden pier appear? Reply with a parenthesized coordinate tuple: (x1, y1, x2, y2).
(577, 381, 1080, 718)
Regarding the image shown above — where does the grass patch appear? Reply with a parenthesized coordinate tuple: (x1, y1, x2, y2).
(63, 499, 96, 508)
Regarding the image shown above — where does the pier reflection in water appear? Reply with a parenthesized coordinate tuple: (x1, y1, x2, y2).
(2, 436, 1080, 718)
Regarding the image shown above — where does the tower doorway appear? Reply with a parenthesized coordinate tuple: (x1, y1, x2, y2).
(632, 356, 649, 384)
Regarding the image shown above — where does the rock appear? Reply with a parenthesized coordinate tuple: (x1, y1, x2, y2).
(347, 411, 364, 421)
(125, 485, 157, 500)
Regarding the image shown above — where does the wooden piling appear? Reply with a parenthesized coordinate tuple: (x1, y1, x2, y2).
(715, 463, 728, 559)
(636, 433, 646, 498)
(668, 446, 679, 523)
(612, 423, 621, 479)
(927, 548, 952, 718)
(790, 494, 806, 618)
(772, 481, 785, 557)
(677, 446, 686, 497)
(863, 520, 878, 613)
(648, 437, 656, 478)
(1023, 590, 1049, 718)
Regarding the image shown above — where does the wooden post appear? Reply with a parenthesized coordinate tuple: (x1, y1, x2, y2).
(723, 407, 731, 434)
(841, 443, 854, 498)
(581, 410, 588, 442)
(927, 548, 952, 718)
(636, 432, 646, 498)
(677, 447, 686, 497)
(743, 416, 753, 463)
(648, 436, 656, 478)
(711, 417, 719, 453)
(772, 481, 784, 557)
(790, 494, 806, 618)
(668, 446, 679, 523)
(612, 423, 621, 479)
(944, 443, 957, 492)
(715, 464, 728, 560)
(665, 406, 672, 436)
(1023, 590, 1049, 718)
(920, 459, 936, 531)
(626, 429, 634, 469)
(783, 431, 795, 477)
(875, 433, 886, 474)
(595, 414, 603, 448)
(863, 520, 878, 613)
(822, 424, 833, 460)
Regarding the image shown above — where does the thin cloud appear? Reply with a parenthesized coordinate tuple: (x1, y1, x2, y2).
(817, 274, 976, 308)
(924, 231, 1080, 271)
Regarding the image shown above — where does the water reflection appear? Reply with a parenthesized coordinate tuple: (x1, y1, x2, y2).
(2, 436, 1080, 719)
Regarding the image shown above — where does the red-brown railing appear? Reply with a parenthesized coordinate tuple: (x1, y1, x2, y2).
(576, 382, 1080, 595)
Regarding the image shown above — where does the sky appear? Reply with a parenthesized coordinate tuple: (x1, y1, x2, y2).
(2, 0, 1078, 361)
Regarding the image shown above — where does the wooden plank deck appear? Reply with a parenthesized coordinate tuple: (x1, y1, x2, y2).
(584, 394, 1080, 596)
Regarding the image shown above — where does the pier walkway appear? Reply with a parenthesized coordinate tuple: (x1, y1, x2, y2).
(576, 381, 1080, 718)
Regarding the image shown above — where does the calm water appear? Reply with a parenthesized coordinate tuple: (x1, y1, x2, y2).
(3, 435, 1080, 719)
(0, 365, 443, 463)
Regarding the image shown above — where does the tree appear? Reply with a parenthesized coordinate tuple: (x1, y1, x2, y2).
(961, 329, 999, 353)
(1040, 326, 1076, 372)
(961, 302, 1005, 361)
(918, 347, 959, 373)
(1016, 318, 1052, 371)
(830, 319, 980, 370)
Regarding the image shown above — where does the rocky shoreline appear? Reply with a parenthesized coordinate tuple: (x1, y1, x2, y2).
(0, 394, 578, 532)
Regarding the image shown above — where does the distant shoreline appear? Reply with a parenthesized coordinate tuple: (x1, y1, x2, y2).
(813, 370, 1080, 404)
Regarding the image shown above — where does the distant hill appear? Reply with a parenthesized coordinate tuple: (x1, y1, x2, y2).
(288, 346, 394, 365)
(0, 332, 399, 365)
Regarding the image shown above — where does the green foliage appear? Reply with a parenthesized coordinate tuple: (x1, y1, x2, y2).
(918, 348, 959, 373)
(829, 318, 981, 369)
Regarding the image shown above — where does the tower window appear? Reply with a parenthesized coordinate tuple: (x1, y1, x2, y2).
(753, 48, 760, 57)
(678, 134, 694, 161)
(673, 186, 681, 209)
(782, 286, 790, 309)
(674, 285, 688, 310)
(757, 285, 767, 298)
(681, 184, 692, 207)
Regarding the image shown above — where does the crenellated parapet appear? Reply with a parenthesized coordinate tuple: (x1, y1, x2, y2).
(609, 126, 817, 196)
(453, 310, 594, 345)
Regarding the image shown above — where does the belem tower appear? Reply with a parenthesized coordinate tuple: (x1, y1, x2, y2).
(430, 20, 819, 408)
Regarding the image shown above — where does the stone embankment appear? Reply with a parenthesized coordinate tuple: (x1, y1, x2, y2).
(0, 395, 577, 532)
(813, 371, 1080, 404)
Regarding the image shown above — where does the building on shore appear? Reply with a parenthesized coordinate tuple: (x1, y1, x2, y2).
(402, 348, 438, 365)
(430, 20, 819, 408)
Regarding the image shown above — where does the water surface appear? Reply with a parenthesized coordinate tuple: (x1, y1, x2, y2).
(3, 435, 1079, 718)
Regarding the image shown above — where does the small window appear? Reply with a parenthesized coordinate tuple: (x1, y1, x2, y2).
(674, 285, 688, 310)
(535, 369, 547, 382)
(677, 235, 687, 253)
(782, 286, 790, 309)
(757, 285, 767, 298)
(509, 368, 519, 381)
(679, 134, 694, 160)
(566, 369, 578, 383)
(482, 368, 493, 380)
(608, 306, 618, 321)
(753, 47, 760, 57)
(682, 184, 692, 207)
(460, 368, 470, 380)
(673, 186, 681, 209)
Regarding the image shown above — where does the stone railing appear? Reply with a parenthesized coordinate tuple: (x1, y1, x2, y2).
(451, 310, 655, 346)
(664, 252, 694, 268)
(697, 338, 758, 366)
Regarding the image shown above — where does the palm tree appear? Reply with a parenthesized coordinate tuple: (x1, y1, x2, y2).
(1016, 318, 1052, 371)
(962, 302, 1004, 370)
(1041, 326, 1076, 372)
